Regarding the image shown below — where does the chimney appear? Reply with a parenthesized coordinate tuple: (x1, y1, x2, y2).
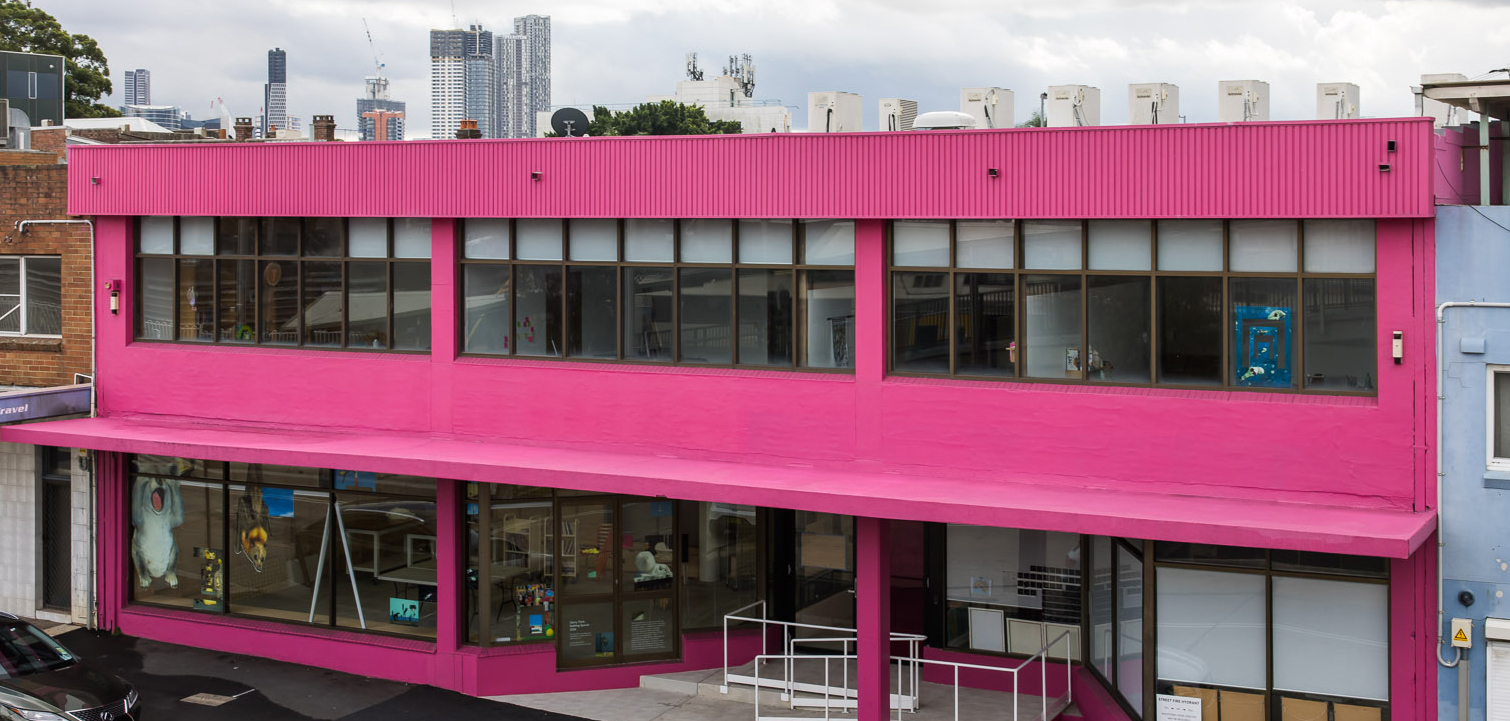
(313, 115, 336, 142)
(456, 119, 482, 139)
(234, 117, 253, 141)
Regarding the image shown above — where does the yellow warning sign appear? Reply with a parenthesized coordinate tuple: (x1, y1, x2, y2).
(1455, 628, 1470, 643)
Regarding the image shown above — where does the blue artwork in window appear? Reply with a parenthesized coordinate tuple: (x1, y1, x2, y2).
(1234, 306, 1291, 388)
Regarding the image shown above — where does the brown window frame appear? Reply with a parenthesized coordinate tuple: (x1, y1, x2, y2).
(131, 216, 432, 353)
(457, 218, 856, 371)
(886, 219, 1378, 395)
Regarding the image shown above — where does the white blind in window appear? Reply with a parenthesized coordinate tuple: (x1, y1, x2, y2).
(1272, 577, 1389, 701)
(1490, 641, 1510, 721)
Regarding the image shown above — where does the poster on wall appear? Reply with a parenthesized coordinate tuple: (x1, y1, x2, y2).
(335, 470, 377, 491)
(1233, 306, 1292, 388)
(1155, 694, 1202, 721)
(390, 597, 420, 626)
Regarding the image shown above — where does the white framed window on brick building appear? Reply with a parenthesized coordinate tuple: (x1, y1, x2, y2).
(0, 256, 63, 336)
(1490, 366, 1510, 471)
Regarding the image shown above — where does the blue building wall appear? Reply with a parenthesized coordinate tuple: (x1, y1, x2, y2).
(1438, 204, 1510, 721)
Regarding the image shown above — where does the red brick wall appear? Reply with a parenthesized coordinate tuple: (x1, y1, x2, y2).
(29, 128, 67, 163)
(0, 164, 92, 388)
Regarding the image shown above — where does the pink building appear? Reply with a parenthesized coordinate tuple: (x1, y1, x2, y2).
(6, 118, 1438, 720)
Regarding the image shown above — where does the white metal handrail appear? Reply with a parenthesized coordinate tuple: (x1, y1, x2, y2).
(737, 606, 1073, 721)
(722, 600, 927, 701)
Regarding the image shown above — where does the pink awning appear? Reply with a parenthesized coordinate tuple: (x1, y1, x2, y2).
(4, 415, 1434, 558)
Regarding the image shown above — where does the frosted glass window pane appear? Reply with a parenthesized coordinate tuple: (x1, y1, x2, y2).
(957, 220, 1015, 269)
(516, 218, 563, 260)
(680, 219, 733, 263)
(1023, 220, 1082, 270)
(139, 216, 174, 254)
(625, 219, 674, 262)
(348, 218, 387, 258)
(892, 221, 950, 267)
(1230, 219, 1298, 272)
(1157, 219, 1223, 271)
(738, 219, 793, 264)
(1116, 546, 1143, 713)
(1303, 219, 1375, 273)
(1156, 567, 1266, 690)
(394, 218, 431, 258)
(569, 218, 618, 261)
(1089, 220, 1151, 270)
(464, 219, 510, 259)
(801, 220, 855, 265)
(1272, 577, 1389, 701)
(180, 217, 215, 255)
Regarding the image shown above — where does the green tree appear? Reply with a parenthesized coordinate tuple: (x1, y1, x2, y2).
(0, 0, 119, 118)
(1016, 110, 1045, 128)
(578, 101, 742, 136)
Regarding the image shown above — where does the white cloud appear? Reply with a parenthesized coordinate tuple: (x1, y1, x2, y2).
(44, 0, 1510, 137)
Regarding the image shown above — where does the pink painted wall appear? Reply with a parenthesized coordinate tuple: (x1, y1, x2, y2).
(77, 216, 1436, 518)
(67, 120, 1433, 220)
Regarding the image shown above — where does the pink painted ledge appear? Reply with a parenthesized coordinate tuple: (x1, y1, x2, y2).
(4, 414, 1435, 558)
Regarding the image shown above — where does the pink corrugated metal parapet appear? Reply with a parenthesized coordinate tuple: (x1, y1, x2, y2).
(68, 118, 1435, 220)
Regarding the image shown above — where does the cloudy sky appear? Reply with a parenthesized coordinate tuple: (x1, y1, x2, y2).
(50, 0, 1510, 138)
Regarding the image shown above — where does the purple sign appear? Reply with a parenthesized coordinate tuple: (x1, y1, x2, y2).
(0, 385, 91, 424)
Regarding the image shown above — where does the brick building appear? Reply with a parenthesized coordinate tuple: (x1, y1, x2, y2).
(0, 127, 93, 625)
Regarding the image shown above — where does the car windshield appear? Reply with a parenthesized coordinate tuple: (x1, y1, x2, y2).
(0, 623, 76, 678)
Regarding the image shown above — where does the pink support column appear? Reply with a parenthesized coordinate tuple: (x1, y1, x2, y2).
(429, 218, 456, 435)
(434, 478, 460, 653)
(853, 219, 886, 459)
(857, 515, 892, 721)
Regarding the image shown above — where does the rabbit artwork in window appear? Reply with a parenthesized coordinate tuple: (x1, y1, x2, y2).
(236, 487, 271, 573)
(131, 477, 185, 588)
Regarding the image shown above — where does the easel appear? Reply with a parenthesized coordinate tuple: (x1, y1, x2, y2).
(307, 501, 367, 628)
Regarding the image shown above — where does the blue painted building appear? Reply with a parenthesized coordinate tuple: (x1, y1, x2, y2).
(1436, 202, 1510, 720)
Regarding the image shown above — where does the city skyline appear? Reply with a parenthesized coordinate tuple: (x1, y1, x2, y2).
(56, 1, 1510, 139)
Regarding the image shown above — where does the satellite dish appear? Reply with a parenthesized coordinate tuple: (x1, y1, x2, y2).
(550, 107, 590, 137)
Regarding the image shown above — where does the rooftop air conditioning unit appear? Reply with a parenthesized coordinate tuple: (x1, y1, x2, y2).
(1316, 82, 1360, 119)
(1046, 85, 1101, 127)
(960, 87, 1013, 129)
(912, 111, 977, 130)
(1218, 80, 1270, 122)
(807, 91, 862, 133)
(1128, 83, 1179, 125)
(880, 98, 918, 132)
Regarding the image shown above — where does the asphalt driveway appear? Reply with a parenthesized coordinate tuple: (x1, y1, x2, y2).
(52, 627, 583, 721)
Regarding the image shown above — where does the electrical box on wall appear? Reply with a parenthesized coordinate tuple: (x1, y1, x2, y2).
(1452, 617, 1474, 648)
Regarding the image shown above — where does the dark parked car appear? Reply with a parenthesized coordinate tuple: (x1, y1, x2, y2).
(0, 613, 139, 721)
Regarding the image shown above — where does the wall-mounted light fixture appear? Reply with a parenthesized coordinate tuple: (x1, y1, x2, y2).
(90, 177, 99, 185)
(1378, 164, 1391, 172)
(1392, 330, 1403, 364)
(105, 279, 120, 315)
(530, 172, 542, 181)
(987, 168, 999, 178)
(1387, 140, 1397, 152)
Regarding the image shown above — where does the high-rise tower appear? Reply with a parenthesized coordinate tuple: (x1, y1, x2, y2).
(263, 48, 287, 137)
(123, 69, 150, 107)
(430, 26, 495, 139)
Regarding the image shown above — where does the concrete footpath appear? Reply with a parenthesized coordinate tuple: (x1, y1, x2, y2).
(39, 622, 585, 721)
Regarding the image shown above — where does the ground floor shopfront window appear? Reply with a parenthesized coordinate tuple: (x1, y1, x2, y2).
(464, 483, 761, 667)
(127, 456, 439, 639)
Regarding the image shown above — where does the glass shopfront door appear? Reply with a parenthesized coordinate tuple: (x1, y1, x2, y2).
(555, 496, 679, 667)
(793, 512, 855, 638)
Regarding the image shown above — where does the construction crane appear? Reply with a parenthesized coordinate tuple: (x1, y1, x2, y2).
(362, 18, 385, 78)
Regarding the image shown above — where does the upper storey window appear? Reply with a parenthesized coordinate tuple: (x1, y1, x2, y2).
(890, 218, 1376, 394)
(461, 218, 856, 370)
(135, 217, 432, 352)
(0, 256, 62, 336)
